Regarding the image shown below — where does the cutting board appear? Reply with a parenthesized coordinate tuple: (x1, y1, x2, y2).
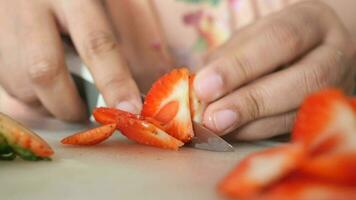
(0, 116, 275, 200)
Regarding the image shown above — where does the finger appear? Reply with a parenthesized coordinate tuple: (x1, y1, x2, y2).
(57, 0, 142, 113)
(21, 4, 86, 121)
(194, 1, 337, 103)
(203, 44, 352, 135)
(0, 2, 37, 104)
(227, 111, 296, 141)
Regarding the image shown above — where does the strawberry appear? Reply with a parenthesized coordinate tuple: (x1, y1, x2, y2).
(254, 173, 356, 200)
(292, 89, 356, 156)
(189, 75, 206, 123)
(0, 113, 53, 160)
(350, 97, 356, 112)
(115, 113, 184, 150)
(61, 123, 116, 145)
(93, 107, 142, 125)
(141, 68, 194, 142)
(299, 153, 356, 185)
(94, 107, 183, 150)
(218, 144, 304, 199)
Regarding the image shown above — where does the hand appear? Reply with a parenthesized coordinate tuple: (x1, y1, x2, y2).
(194, 1, 356, 140)
(0, 0, 142, 121)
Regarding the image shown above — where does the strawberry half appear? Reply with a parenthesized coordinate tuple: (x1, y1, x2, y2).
(292, 89, 356, 155)
(61, 123, 116, 145)
(189, 74, 206, 123)
(218, 144, 304, 199)
(141, 68, 194, 142)
(0, 113, 53, 160)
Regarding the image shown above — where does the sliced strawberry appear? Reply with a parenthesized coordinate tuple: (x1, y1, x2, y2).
(299, 153, 356, 185)
(218, 144, 304, 199)
(93, 107, 141, 125)
(189, 74, 206, 123)
(115, 114, 184, 150)
(292, 89, 356, 155)
(141, 68, 194, 142)
(61, 123, 116, 145)
(254, 173, 356, 200)
(350, 97, 356, 112)
(0, 113, 53, 160)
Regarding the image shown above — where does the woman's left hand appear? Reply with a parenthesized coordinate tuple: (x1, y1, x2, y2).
(193, 1, 356, 140)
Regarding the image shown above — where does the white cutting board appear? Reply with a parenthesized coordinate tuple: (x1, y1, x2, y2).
(0, 115, 273, 200)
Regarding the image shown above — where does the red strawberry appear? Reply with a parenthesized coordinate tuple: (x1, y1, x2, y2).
(350, 97, 356, 112)
(61, 123, 116, 145)
(189, 75, 206, 123)
(299, 153, 356, 185)
(218, 144, 304, 199)
(254, 173, 356, 200)
(292, 89, 356, 155)
(141, 68, 194, 142)
(93, 107, 141, 125)
(115, 114, 184, 150)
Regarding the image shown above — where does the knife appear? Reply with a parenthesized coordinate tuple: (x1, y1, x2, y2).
(188, 121, 234, 152)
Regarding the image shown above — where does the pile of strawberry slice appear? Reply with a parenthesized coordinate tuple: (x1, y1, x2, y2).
(219, 89, 356, 200)
(61, 68, 205, 150)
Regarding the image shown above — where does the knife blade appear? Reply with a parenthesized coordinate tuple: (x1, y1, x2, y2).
(188, 121, 234, 152)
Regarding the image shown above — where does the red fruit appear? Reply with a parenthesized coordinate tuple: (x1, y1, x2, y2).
(0, 113, 53, 158)
(61, 123, 116, 145)
(350, 97, 356, 112)
(292, 89, 356, 155)
(141, 68, 194, 142)
(93, 107, 141, 125)
(254, 173, 356, 200)
(218, 144, 304, 199)
(115, 114, 184, 150)
(299, 153, 356, 185)
(189, 75, 206, 123)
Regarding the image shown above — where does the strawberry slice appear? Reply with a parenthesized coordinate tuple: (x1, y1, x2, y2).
(94, 107, 183, 150)
(93, 107, 142, 125)
(254, 173, 356, 200)
(292, 89, 356, 155)
(0, 113, 53, 160)
(350, 97, 356, 112)
(218, 144, 304, 199)
(115, 113, 184, 150)
(299, 153, 356, 185)
(141, 68, 194, 142)
(61, 123, 116, 145)
(189, 75, 206, 123)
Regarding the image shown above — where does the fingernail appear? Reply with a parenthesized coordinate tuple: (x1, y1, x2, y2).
(194, 72, 223, 102)
(116, 101, 139, 114)
(206, 109, 237, 132)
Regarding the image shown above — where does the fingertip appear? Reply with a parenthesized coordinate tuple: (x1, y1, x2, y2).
(194, 68, 223, 103)
(116, 100, 141, 114)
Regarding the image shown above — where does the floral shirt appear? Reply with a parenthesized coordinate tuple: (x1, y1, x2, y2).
(104, 0, 299, 91)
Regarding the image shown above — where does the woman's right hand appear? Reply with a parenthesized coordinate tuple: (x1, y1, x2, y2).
(0, 0, 142, 121)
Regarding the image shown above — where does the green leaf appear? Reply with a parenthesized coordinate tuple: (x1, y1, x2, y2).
(11, 145, 50, 161)
(0, 133, 16, 160)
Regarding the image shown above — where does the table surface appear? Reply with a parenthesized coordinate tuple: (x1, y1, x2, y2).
(0, 115, 280, 200)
